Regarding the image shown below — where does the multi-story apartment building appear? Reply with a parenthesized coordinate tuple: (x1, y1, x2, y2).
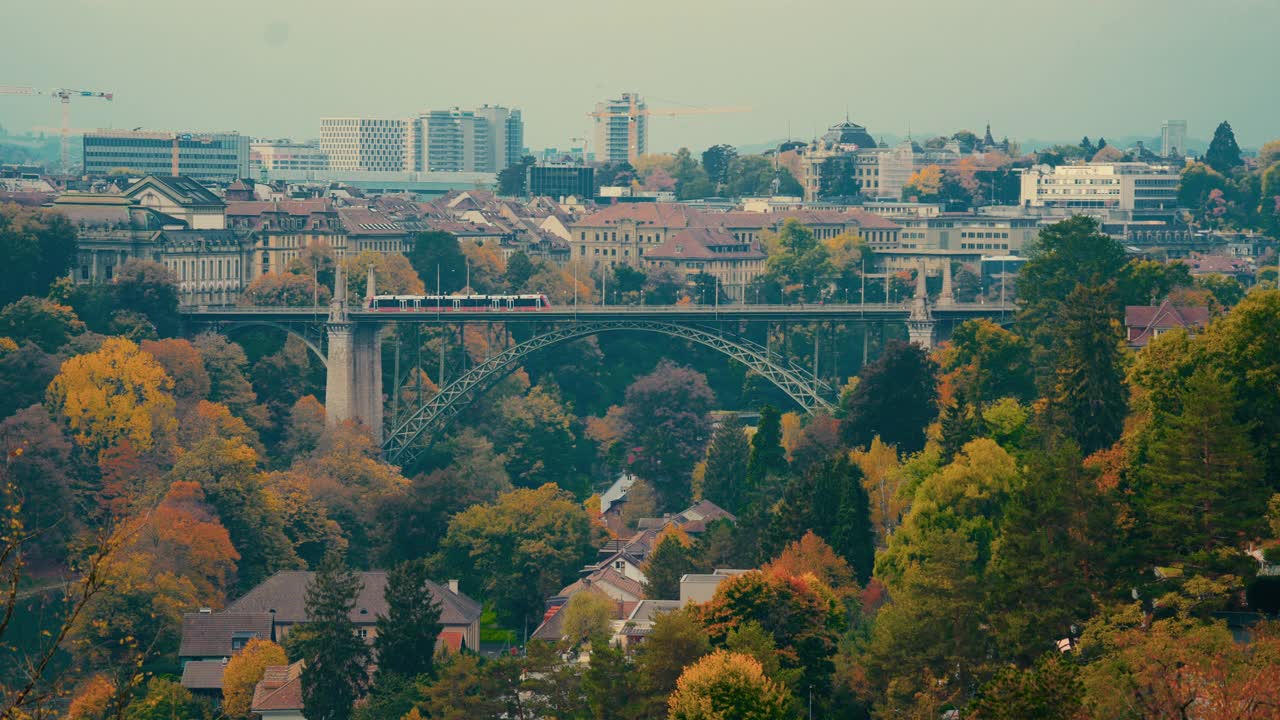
(320, 118, 409, 172)
(224, 200, 346, 278)
(593, 93, 647, 164)
(1161, 120, 1187, 158)
(475, 105, 524, 172)
(1019, 162, 1180, 213)
(250, 140, 329, 175)
(410, 109, 490, 173)
(82, 130, 250, 182)
(643, 227, 766, 301)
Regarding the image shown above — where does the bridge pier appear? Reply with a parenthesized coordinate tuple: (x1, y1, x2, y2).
(323, 262, 384, 441)
(354, 324, 383, 442)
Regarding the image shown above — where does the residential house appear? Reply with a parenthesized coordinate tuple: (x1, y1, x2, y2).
(251, 661, 305, 720)
(1124, 299, 1210, 349)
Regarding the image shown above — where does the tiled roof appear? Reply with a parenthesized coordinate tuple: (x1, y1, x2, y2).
(576, 202, 698, 227)
(226, 200, 331, 216)
(339, 207, 407, 236)
(226, 571, 481, 626)
(125, 176, 224, 206)
(251, 661, 304, 712)
(1125, 299, 1210, 347)
(180, 660, 227, 690)
(559, 567, 645, 601)
(645, 227, 765, 262)
(179, 611, 273, 658)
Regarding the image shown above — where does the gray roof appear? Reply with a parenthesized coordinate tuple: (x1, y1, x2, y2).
(180, 660, 227, 690)
(226, 571, 482, 627)
(178, 612, 273, 658)
(627, 599, 682, 624)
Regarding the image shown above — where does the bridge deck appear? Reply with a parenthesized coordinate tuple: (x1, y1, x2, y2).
(181, 302, 1015, 324)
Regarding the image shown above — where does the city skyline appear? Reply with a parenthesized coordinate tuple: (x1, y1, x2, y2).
(3, 0, 1277, 154)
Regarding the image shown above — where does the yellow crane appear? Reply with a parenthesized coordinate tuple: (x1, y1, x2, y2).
(0, 86, 114, 173)
(587, 101, 750, 163)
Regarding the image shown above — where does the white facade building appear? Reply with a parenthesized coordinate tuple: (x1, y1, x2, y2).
(593, 93, 647, 164)
(1161, 120, 1188, 158)
(250, 140, 329, 175)
(319, 118, 409, 172)
(1019, 162, 1180, 212)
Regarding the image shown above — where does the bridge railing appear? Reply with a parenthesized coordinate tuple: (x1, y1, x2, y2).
(181, 301, 1015, 315)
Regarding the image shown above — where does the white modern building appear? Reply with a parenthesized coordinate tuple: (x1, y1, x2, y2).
(319, 118, 410, 172)
(1018, 162, 1180, 213)
(1161, 120, 1187, 158)
(250, 140, 329, 175)
(593, 93, 647, 164)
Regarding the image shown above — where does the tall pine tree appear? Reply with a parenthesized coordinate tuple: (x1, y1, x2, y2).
(1204, 121, 1243, 174)
(642, 533, 696, 600)
(1050, 283, 1126, 454)
(373, 560, 443, 680)
(702, 414, 751, 513)
(295, 552, 370, 720)
(746, 405, 787, 490)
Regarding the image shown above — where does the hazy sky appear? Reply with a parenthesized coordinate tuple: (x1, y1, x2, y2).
(4, 0, 1277, 153)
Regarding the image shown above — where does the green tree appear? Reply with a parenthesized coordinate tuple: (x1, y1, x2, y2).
(0, 297, 85, 352)
(435, 484, 598, 627)
(940, 319, 1035, 406)
(562, 591, 616, 647)
(667, 651, 792, 720)
(495, 382, 583, 492)
(745, 405, 786, 492)
(124, 678, 211, 720)
(840, 340, 939, 454)
(0, 204, 77, 305)
(701, 415, 750, 514)
(1137, 368, 1265, 556)
(636, 609, 711, 715)
(583, 639, 642, 720)
(408, 230, 466, 293)
(643, 533, 696, 600)
(1048, 283, 1126, 454)
(829, 460, 875, 585)
(968, 653, 1084, 720)
(294, 552, 371, 720)
(498, 155, 536, 196)
(505, 251, 536, 291)
(373, 559, 443, 682)
(422, 653, 512, 720)
(113, 259, 180, 337)
(1205, 120, 1243, 174)
(701, 144, 737, 188)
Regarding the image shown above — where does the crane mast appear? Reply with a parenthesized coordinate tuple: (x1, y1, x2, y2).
(0, 85, 114, 174)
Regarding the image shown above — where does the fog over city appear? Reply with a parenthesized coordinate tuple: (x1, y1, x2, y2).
(4, 0, 1277, 149)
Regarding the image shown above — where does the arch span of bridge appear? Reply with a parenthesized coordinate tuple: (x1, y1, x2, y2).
(382, 319, 835, 466)
(213, 319, 329, 368)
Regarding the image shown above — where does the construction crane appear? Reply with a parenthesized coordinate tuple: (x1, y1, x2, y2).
(0, 85, 114, 173)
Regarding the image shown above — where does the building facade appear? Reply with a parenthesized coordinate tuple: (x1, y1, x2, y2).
(320, 118, 409, 172)
(527, 164, 594, 199)
(892, 214, 1040, 253)
(593, 93, 647, 164)
(250, 140, 329, 175)
(1019, 162, 1180, 212)
(1161, 120, 1188, 158)
(83, 131, 250, 182)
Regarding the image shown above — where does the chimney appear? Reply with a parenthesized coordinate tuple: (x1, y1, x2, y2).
(447, 579, 459, 594)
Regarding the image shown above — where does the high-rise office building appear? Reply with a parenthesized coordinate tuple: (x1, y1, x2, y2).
(82, 130, 250, 182)
(1161, 120, 1187, 158)
(319, 118, 410, 172)
(475, 105, 524, 172)
(411, 109, 489, 172)
(593, 93, 647, 164)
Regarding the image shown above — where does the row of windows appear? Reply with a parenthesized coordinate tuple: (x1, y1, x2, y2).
(959, 242, 1010, 250)
(960, 231, 1010, 239)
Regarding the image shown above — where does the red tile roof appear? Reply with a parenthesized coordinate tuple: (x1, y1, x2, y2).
(251, 661, 304, 712)
(1125, 299, 1210, 347)
(646, 227, 765, 261)
(226, 200, 332, 216)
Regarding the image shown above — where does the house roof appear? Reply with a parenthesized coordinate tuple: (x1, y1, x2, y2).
(339, 207, 408, 237)
(178, 611, 273, 658)
(225, 199, 332, 217)
(180, 660, 227, 691)
(559, 567, 645, 601)
(226, 571, 482, 626)
(1125, 299, 1210, 347)
(626, 599, 682, 624)
(576, 202, 697, 228)
(251, 661, 304, 713)
(124, 176, 224, 207)
(646, 227, 766, 262)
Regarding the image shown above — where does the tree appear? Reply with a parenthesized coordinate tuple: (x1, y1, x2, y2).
(243, 272, 329, 307)
(0, 341, 61, 420)
(0, 297, 85, 351)
(667, 651, 792, 720)
(505, 251, 536, 291)
(621, 361, 716, 510)
(1049, 284, 1126, 454)
(140, 337, 211, 404)
(494, 382, 583, 492)
(294, 552, 371, 720)
(702, 415, 751, 514)
(124, 678, 212, 720)
(840, 340, 938, 454)
(969, 653, 1085, 720)
(850, 437, 904, 544)
(762, 532, 860, 604)
(562, 591, 616, 647)
(583, 639, 643, 720)
(113, 259, 180, 336)
(1137, 368, 1266, 556)
(746, 405, 787, 491)
(45, 336, 178, 457)
(422, 653, 513, 720)
(192, 332, 262, 423)
(902, 165, 944, 201)
(0, 203, 77, 305)
(408, 230, 467, 293)
(701, 145, 738, 188)
(343, 250, 426, 298)
(643, 533, 696, 600)
(373, 559, 443, 681)
(939, 319, 1035, 406)
(498, 154, 536, 196)
(222, 638, 287, 718)
(634, 609, 711, 713)
(436, 484, 598, 627)
(1205, 121, 1243, 174)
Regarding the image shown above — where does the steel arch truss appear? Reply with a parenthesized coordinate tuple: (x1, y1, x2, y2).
(383, 319, 835, 465)
(198, 320, 329, 368)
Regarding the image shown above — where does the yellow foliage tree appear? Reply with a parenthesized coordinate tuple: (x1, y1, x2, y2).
(903, 165, 943, 198)
(460, 240, 507, 293)
(46, 336, 177, 457)
(343, 250, 426, 298)
(222, 638, 288, 718)
(849, 437, 905, 544)
(67, 676, 115, 720)
(668, 650, 792, 720)
(779, 412, 802, 460)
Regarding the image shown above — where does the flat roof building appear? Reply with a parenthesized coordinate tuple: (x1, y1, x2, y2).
(251, 140, 328, 176)
(527, 163, 594, 199)
(320, 118, 409, 172)
(1019, 162, 1180, 213)
(83, 130, 249, 182)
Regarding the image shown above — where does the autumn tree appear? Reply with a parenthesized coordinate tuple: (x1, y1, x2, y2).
(125, 678, 213, 720)
(562, 591, 616, 647)
(143, 480, 240, 604)
(939, 319, 1035, 406)
(0, 296, 85, 352)
(294, 552, 371, 720)
(840, 340, 938, 454)
(222, 638, 287, 718)
(46, 336, 178, 457)
(0, 203, 78, 305)
(140, 337, 211, 405)
(435, 484, 599, 627)
(343, 250, 426, 298)
(242, 272, 329, 307)
(850, 437, 904, 544)
(621, 361, 715, 510)
(762, 532, 860, 606)
(192, 332, 263, 424)
(667, 650, 792, 720)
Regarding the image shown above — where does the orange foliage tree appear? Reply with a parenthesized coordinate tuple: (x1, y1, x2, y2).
(140, 480, 240, 605)
(668, 650, 792, 720)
